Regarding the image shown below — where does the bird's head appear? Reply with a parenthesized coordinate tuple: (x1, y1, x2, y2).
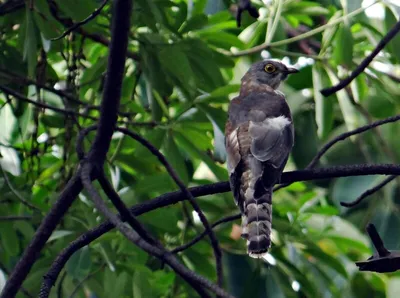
(244, 60, 298, 89)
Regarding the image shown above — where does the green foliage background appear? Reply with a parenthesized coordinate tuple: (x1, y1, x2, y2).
(0, 0, 400, 297)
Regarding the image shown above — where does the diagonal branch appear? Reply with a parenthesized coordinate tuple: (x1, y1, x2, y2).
(320, 19, 400, 96)
(307, 114, 400, 169)
(340, 175, 397, 207)
(52, 0, 109, 41)
(172, 214, 241, 254)
(0, 172, 84, 298)
(0, 85, 99, 121)
(115, 127, 224, 286)
(79, 163, 231, 298)
(76, 125, 224, 286)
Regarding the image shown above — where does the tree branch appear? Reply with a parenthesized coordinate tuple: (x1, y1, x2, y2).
(52, 0, 109, 41)
(0, 216, 33, 221)
(0, 85, 99, 121)
(0, 0, 133, 296)
(42, 163, 400, 293)
(172, 214, 241, 254)
(78, 163, 226, 298)
(115, 127, 224, 286)
(340, 175, 397, 207)
(0, 172, 84, 298)
(320, 19, 400, 96)
(307, 114, 400, 168)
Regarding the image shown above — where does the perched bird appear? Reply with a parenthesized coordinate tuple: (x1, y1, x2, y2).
(225, 60, 298, 258)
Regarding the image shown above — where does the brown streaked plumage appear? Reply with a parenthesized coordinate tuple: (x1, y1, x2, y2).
(225, 60, 298, 258)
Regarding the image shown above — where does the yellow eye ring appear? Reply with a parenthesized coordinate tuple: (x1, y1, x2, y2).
(264, 64, 276, 73)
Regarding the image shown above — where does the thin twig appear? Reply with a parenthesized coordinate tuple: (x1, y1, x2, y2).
(69, 264, 105, 298)
(172, 214, 241, 254)
(320, 19, 400, 96)
(0, 68, 140, 119)
(52, 0, 109, 41)
(0, 216, 33, 221)
(0, 85, 99, 121)
(340, 175, 397, 207)
(0, 165, 41, 211)
(307, 114, 400, 168)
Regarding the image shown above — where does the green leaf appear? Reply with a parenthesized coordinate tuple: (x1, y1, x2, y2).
(333, 24, 353, 66)
(198, 31, 245, 49)
(47, 230, 74, 242)
(66, 246, 92, 280)
(388, 277, 400, 298)
(303, 247, 348, 278)
(0, 223, 19, 257)
(175, 131, 227, 181)
(320, 10, 342, 56)
(33, 0, 63, 40)
(133, 267, 153, 298)
(312, 64, 334, 140)
(22, 7, 38, 77)
(54, 0, 98, 22)
(40, 114, 66, 128)
(384, 7, 400, 63)
(163, 131, 190, 184)
(180, 14, 208, 33)
(197, 104, 227, 162)
(159, 44, 196, 98)
(326, 67, 361, 131)
(151, 271, 175, 296)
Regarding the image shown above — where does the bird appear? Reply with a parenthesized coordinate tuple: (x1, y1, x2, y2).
(225, 60, 298, 258)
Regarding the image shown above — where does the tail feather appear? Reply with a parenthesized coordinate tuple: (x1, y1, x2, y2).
(244, 190, 272, 258)
(239, 157, 273, 258)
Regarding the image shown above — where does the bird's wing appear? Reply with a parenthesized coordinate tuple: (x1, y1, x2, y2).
(249, 116, 293, 168)
(225, 92, 293, 207)
(227, 92, 293, 166)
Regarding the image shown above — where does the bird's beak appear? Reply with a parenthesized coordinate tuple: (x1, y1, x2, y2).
(285, 67, 299, 74)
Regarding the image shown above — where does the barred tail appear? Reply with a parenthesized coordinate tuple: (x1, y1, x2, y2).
(241, 180, 272, 258)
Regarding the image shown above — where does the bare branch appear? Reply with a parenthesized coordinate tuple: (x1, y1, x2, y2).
(340, 175, 397, 207)
(320, 20, 400, 96)
(307, 114, 400, 169)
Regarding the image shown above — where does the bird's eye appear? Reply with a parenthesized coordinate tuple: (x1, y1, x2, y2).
(264, 64, 276, 73)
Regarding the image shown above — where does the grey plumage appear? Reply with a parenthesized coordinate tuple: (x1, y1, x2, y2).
(225, 60, 297, 258)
